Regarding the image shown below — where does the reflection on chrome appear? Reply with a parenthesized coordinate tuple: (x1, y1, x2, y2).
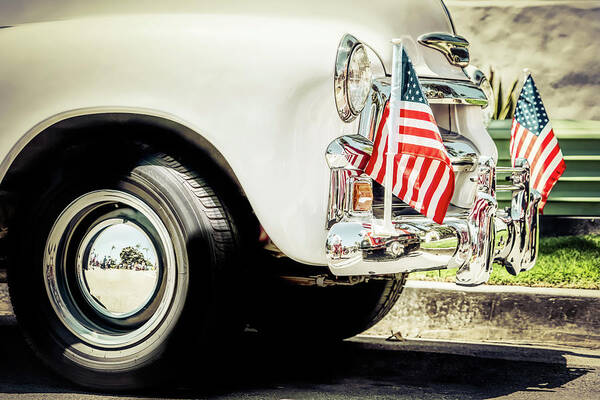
(417, 32, 470, 68)
(326, 218, 463, 276)
(76, 222, 160, 318)
(325, 157, 541, 286)
(494, 159, 541, 275)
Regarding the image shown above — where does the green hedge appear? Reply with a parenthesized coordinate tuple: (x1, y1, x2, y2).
(488, 119, 600, 216)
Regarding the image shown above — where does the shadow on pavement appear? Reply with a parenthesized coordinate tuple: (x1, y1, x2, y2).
(0, 316, 594, 399)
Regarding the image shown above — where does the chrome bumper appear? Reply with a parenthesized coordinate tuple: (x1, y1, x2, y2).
(325, 157, 541, 286)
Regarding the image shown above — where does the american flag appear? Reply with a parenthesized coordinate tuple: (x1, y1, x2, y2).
(363, 48, 454, 224)
(510, 75, 565, 211)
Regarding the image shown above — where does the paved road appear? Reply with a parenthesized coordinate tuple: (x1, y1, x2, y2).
(1, 315, 599, 399)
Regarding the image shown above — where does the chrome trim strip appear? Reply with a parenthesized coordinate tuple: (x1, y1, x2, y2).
(357, 77, 487, 141)
(421, 77, 488, 106)
(418, 32, 470, 68)
(326, 134, 478, 172)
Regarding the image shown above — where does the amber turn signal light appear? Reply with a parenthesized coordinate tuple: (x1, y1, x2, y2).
(353, 181, 373, 212)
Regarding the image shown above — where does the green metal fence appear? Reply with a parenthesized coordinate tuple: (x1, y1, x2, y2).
(488, 120, 600, 216)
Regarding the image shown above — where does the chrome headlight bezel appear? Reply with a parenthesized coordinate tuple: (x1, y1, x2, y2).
(334, 34, 374, 123)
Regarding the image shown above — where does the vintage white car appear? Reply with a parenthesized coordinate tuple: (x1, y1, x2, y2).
(0, 0, 539, 390)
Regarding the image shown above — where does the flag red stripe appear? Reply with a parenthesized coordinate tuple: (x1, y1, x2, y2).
(513, 127, 529, 161)
(399, 109, 436, 123)
(397, 156, 416, 200)
(510, 125, 521, 163)
(421, 162, 446, 220)
(407, 159, 425, 209)
(411, 158, 432, 209)
(396, 142, 450, 162)
(375, 151, 387, 183)
(528, 129, 555, 171)
(509, 120, 518, 159)
(365, 103, 389, 179)
(533, 144, 561, 189)
(521, 132, 537, 161)
(397, 125, 442, 141)
(531, 140, 560, 185)
(538, 159, 565, 211)
(434, 170, 454, 223)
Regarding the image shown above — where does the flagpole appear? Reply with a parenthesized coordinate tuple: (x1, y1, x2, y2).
(383, 38, 404, 232)
(511, 68, 531, 168)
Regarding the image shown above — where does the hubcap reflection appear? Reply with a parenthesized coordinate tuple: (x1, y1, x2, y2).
(76, 221, 160, 318)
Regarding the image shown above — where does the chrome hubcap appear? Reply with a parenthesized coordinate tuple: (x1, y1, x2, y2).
(44, 190, 176, 348)
(75, 220, 160, 318)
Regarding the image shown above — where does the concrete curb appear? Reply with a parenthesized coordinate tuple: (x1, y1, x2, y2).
(1, 280, 599, 347)
(404, 280, 600, 297)
(366, 280, 600, 348)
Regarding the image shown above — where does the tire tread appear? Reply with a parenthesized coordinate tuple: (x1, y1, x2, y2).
(152, 154, 237, 256)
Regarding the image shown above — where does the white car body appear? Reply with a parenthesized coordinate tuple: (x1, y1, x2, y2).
(0, 0, 497, 267)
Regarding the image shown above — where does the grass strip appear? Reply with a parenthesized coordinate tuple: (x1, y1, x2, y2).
(408, 234, 600, 289)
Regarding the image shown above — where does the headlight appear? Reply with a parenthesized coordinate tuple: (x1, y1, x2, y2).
(347, 45, 372, 115)
(334, 34, 374, 122)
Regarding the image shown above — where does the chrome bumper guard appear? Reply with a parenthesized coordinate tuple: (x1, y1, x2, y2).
(325, 158, 541, 286)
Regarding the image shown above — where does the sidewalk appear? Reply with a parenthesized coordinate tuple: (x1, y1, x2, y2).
(366, 280, 600, 348)
(2, 280, 599, 348)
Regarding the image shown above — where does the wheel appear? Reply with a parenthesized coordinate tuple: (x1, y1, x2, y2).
(8, 154, 241, 390)
(252, 258, 407, 341)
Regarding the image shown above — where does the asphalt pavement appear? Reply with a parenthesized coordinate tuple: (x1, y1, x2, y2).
(1, 314, 599, 400)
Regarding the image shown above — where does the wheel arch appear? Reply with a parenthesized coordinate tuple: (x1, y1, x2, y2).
(0, 108, 254, 235)
(1, 108, 242, 188)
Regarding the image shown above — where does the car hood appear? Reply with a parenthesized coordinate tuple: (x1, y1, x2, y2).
(0, 0, 465, 80)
